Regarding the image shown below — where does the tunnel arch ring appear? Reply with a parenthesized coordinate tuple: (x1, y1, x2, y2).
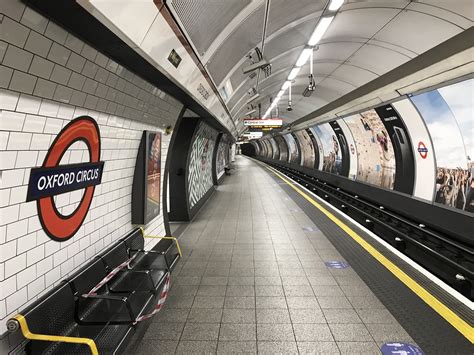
(37, 116, 101, 242)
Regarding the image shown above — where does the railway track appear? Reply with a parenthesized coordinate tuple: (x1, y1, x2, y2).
(266, 161, 473, 301)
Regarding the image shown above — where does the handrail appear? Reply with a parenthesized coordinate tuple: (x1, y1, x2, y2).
(7, 315, 98, 355)
(139, 227, 182, 257)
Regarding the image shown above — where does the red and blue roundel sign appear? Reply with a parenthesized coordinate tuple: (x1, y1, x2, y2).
(417, 141, 428, 159)
(26, 116, 104, 241)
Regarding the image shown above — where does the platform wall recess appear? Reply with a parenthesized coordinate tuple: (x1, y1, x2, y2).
(0, 0, 183, 350)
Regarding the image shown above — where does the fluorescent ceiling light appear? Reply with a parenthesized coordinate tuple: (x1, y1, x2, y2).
(288, 67, 301, 80)
(296, 48, 312, 67)
(328, 0, 344, 11)
(282, 81, 291, 90)
(308, 16, 334, 46)
(245, 109, 256, 116)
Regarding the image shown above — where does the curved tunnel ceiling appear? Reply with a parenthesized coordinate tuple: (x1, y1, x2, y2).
(168, 0, 473, 130)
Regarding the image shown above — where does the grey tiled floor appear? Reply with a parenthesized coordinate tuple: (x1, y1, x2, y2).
(136, 156, 414, 354)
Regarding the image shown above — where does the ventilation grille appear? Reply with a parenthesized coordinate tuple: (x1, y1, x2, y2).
(170, 0, 251, 57)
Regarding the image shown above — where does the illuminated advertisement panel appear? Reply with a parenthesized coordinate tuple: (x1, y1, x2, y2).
(312, 123, 342, 175)
(146, 132, 161, 221)
(275, 135, 289, 162)
(343, 109, 396, 189)
(294, 129, 315, 168)
(410, 78, 473, 212)
(269, 137, 280, 160)
(283, 133, 299, 164)
(263, 139, 273, 159)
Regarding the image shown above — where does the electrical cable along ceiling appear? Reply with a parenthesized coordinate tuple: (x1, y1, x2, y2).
(167, 0, 473, 131)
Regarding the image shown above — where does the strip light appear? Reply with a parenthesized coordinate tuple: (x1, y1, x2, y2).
(288, 67, 301, 80)
(308, 16, 334, 46)
(328, 0, 344, 11)
(261, 2, 342, 119)
(296, 48, 313, 67)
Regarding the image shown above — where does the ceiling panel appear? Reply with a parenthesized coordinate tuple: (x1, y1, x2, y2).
(206, 5, 265, 86)
(170, 0, 251, 56)
(373, 10, 463, 54)
(331, 63, 378, 86)
(263, 19, 315, 59)
(266, 0, 325, 35)
(323, 8, 401, 41)
(416, 0, 474, 22)
(313, 41, 363, 61)
(347, 43, 411, 75)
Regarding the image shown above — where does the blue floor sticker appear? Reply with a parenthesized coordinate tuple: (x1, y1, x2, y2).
(302, 226, 316, 232)
(381, 342, 424, 355)
(325, 261, 349, 269)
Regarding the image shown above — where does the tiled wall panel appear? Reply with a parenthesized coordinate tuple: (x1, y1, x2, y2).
(0, 0, 183, 349)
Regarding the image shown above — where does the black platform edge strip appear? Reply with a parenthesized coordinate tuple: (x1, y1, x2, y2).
(253, 157, 473, 354)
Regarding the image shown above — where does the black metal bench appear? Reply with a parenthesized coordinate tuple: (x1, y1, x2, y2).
(7, 227, 181, 354)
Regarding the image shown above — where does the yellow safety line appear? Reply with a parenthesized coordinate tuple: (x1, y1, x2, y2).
(140, 227, 182, 257)
(266, 165, 474, 343)
(13, 315, 98, 355)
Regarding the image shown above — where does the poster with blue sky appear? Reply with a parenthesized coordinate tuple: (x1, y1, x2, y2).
(410, 78, 473, 212)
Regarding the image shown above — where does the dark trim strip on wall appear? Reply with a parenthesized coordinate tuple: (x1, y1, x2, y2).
(25, 0, 233, 136)
(163, 106, 187, 235)
(212, 133, 224, 185)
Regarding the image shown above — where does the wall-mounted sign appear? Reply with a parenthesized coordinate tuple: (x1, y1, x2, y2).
(27, 116, 103, 242)
(241, 131, 263, 139)
(168, 49, 182, 68)
(417, 141, 428, 159)
(197, 83, 210, 100)
(243, 119, 282, 128)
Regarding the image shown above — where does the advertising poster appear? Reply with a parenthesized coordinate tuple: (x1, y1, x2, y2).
(308, 127, 324, 170)
(284, 133, 300, 164)
(146, 132, 161, 220)
(337, 119, 358, 180)
(263, 139, 273, 159)
(392, 99, 436, 201)
(343, 109, 396, 188)
(269, 137, 280, 160)
(410, 78, 473, 212)
(216, 140, 227, 179)
(188, 122, 218, 209)
(275, 135, 289, 162)
(312, 123, 343, 175)
(294, 129, 316, 168)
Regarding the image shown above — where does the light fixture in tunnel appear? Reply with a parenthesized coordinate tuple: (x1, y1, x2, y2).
(296, 48, 313, 67)
(282, 80, 291, 91)
(288, 67, 301, 80)
(308, 16, 334, 46)
(328, 0, 344, 11)
(245, 109, 256, 116)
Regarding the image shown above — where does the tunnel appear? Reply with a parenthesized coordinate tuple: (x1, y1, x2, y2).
(0, 0, 473, 354)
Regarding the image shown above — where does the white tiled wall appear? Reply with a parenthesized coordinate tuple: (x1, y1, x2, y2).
(0, 0, 183, 350)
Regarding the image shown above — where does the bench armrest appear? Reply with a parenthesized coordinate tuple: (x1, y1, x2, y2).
(7, 315, 98, 355)
(138, 228, 182, 257)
